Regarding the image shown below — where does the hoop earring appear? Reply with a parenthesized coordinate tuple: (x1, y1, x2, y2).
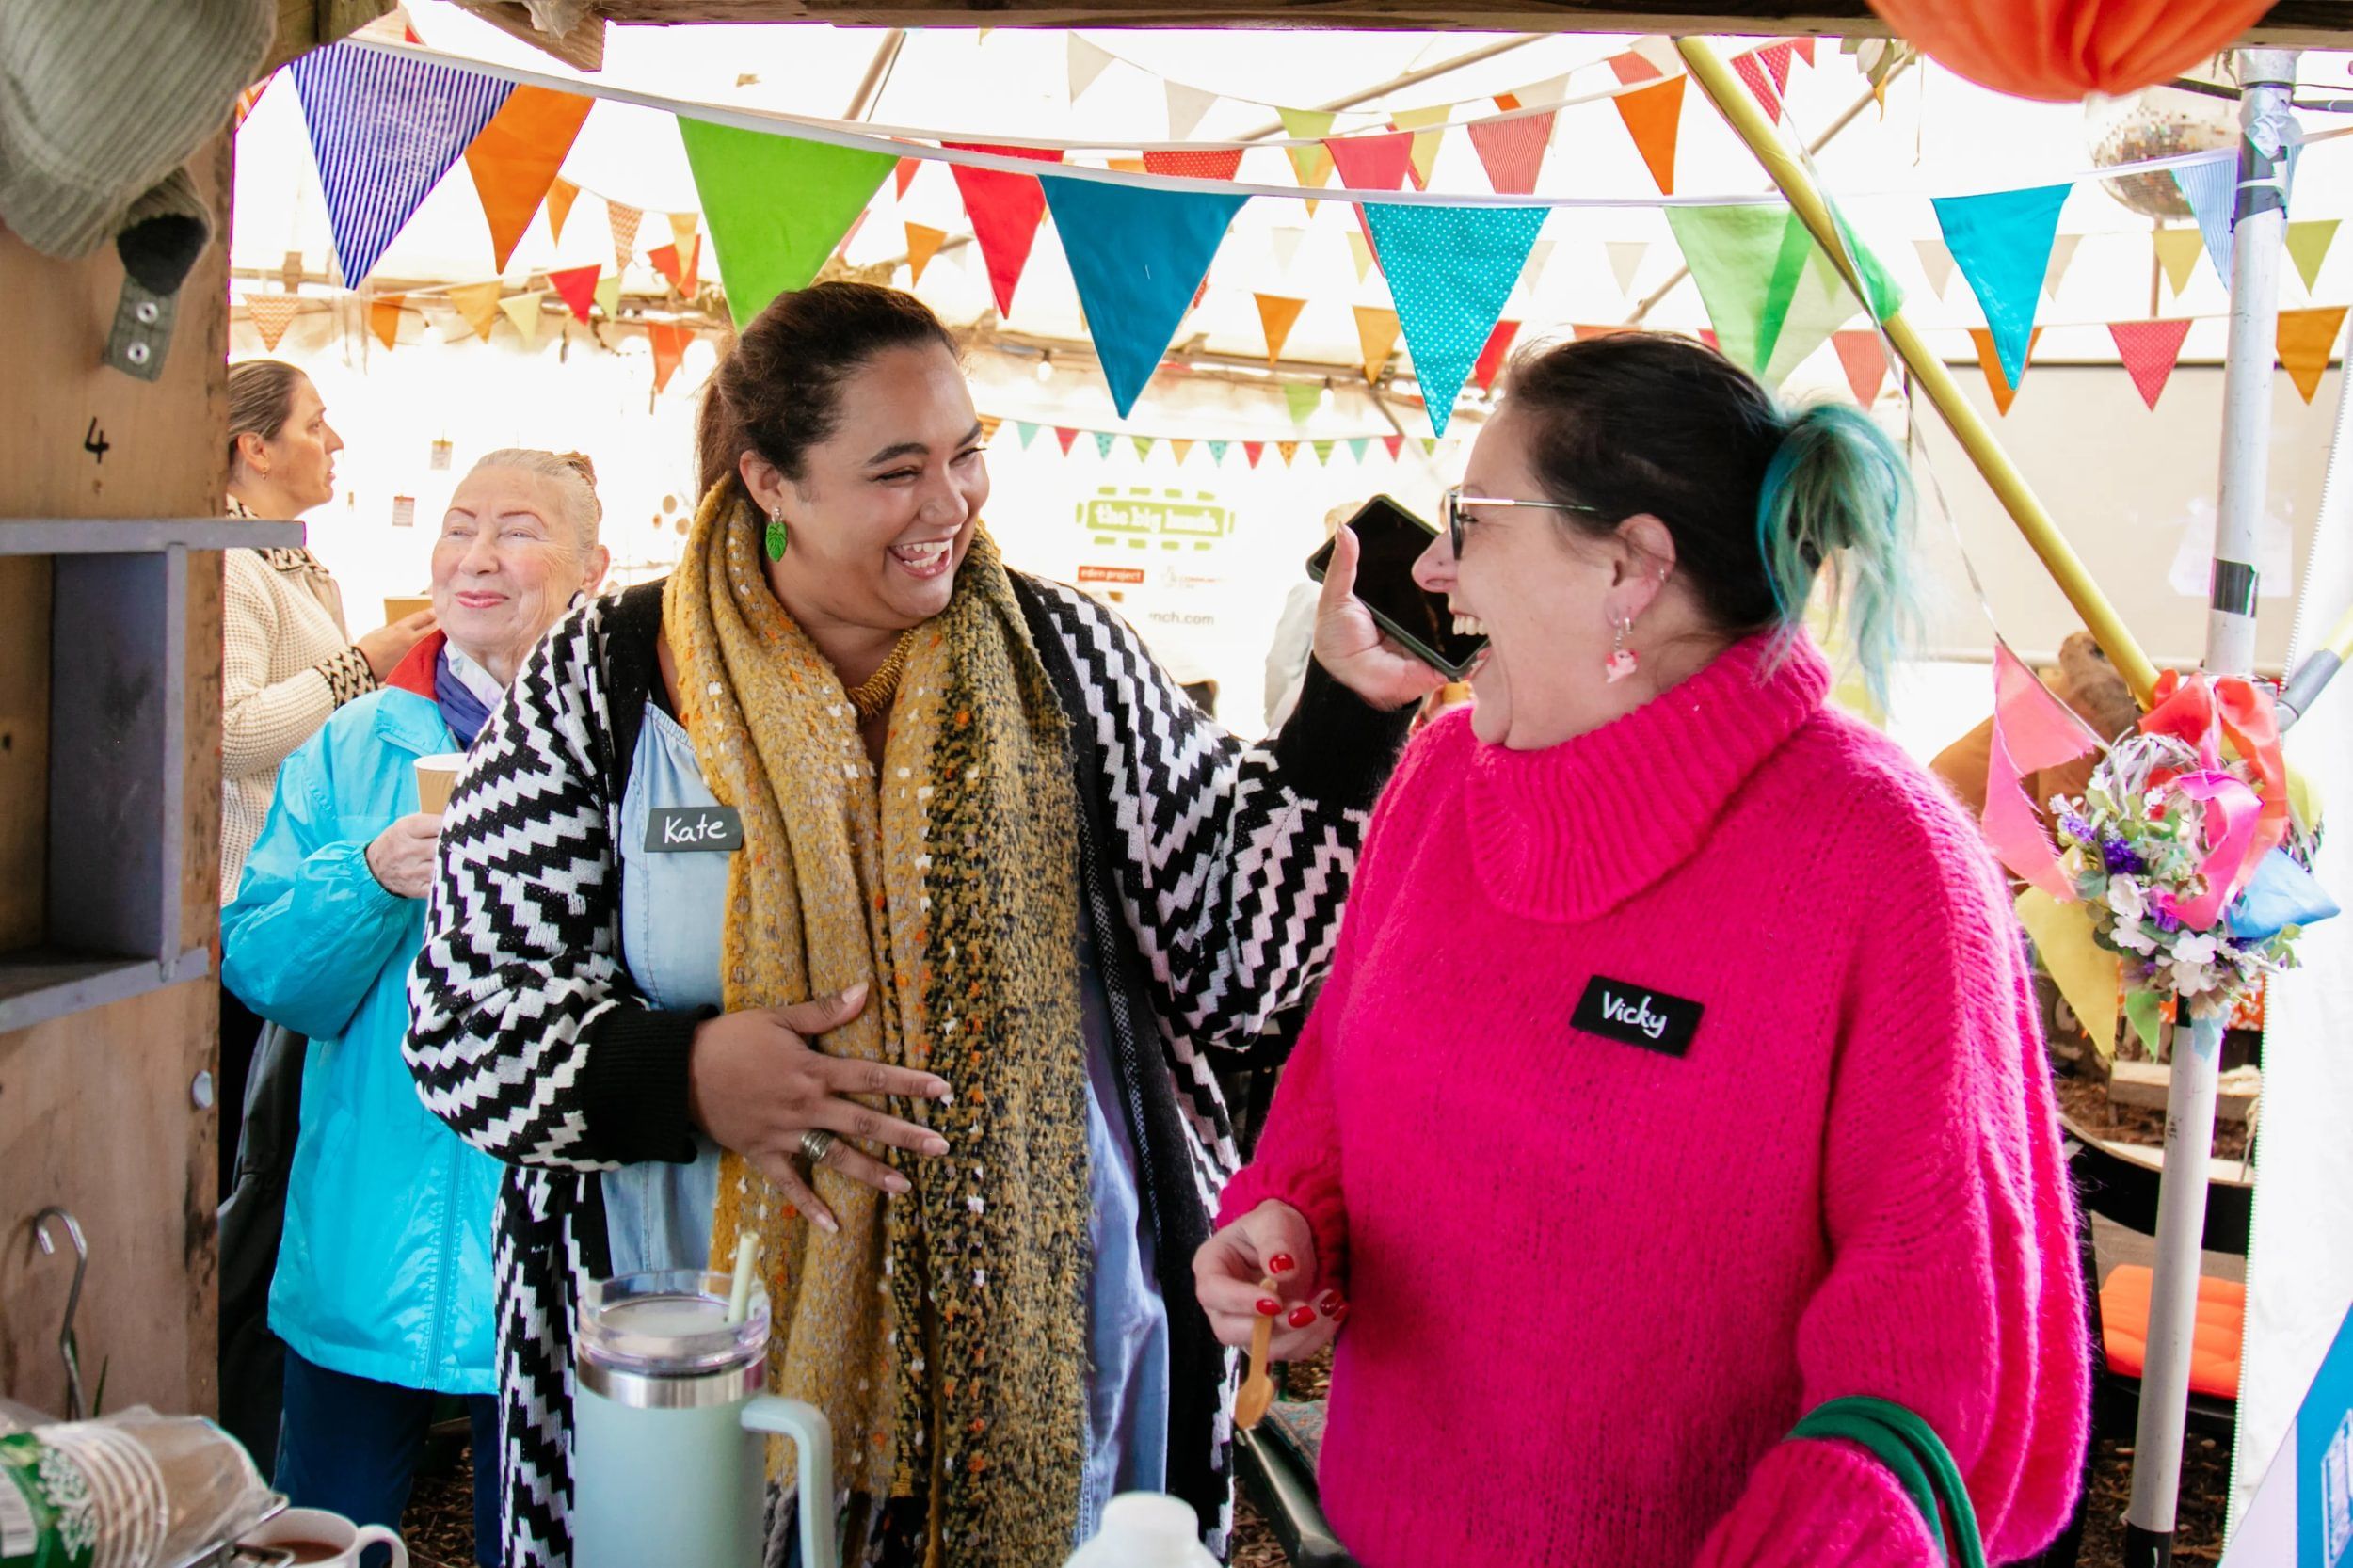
(1604, 615, 1639, 685)
(764, 506, 789, 561)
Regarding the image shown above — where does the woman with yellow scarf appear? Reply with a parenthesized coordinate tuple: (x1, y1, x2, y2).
(407, 282, 1435, 1568)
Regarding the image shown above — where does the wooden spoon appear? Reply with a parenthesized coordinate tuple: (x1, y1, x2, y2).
(1236, 1274, 1279, 1430)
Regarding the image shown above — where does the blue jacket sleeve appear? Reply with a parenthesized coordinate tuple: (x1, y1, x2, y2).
(221, 727, 417, 1042)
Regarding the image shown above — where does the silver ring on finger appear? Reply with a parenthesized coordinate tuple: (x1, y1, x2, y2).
(799, 1128, 837, 1167)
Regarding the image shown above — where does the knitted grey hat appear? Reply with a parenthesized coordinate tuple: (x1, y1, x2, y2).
(0, 0, 274, 268)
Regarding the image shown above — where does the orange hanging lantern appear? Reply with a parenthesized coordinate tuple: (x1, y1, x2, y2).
(1863, 0, 2277, 102)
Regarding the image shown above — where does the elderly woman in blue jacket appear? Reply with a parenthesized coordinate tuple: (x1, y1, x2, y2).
(223, 449, 610, 1566)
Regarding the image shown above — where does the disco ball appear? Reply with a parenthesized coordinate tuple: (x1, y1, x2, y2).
(2086, 86, 2240, 220)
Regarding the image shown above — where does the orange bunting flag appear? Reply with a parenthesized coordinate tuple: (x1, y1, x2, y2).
(895, 157, 920, 200)
(247, 295, 301, 351)
(1256, 294, 1306, 364)
(546, 177, 580, 242)
(1353, 305, 1401, 385)
(649, 239, 701, 296)
(2107, 318, 2193, 410)
(2278, 306, 2349, 404)
(1107, 157, 1148, 175)
(1613, 77, 1684, 197)
(1277, 440, 1300, 467)
(549, 264, 600, 323)
(978, 414, 1003, 443)
(464, 86, 595, 273)
(648, 321, 692, 393)
(1171, 439, 1194, 465)
(369, 296, 405, 350)
(1832, 330, 1889, 408)
(1968, 326, 2041, 416)
(905, 223, 947, 284)
(449, 280, 504, 342)
(609, 202, 643, 273)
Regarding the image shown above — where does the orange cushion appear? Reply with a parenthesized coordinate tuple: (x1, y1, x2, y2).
(2100, 1264, 2244, 1400)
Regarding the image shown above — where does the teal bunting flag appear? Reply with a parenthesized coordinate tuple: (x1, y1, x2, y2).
(1361, 202, 1550, 435)
(1348, 437, 1370, 463)
(1040, 175, 1247, 417)
(1094, 430, 1115, 458)
(1209, 440, 1230, 464)
(1930, 183, 2071, 388)
(1016, 421, 1041, 449)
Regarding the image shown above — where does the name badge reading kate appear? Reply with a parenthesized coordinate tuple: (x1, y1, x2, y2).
(646, 806, 744, 853)
(1570, 975, 1705, 1058)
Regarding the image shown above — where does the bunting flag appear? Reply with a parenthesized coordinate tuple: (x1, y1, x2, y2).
(2279, 306, 2349, 404)
(501, 290, 548, 346)
(1913, 236, 1956, 297)
(1312, 439, 1336, 465)
(1354, 304, 1401, 384)
(1056, 426, 1080, 455)
(450, 280, 504, 341)
(549, 263, 600, 322)
(1467, 112, 1554, 197)
(1931, 183, 2070, 389)
(1256, 294, 1305, 363)
(1609, 49, 1663, 85)
(1109, 158, 1147, 175)
(546, 177, 580, 242)
(1758, 40, 1797, 92)
(1794, 36, 1817, 66)
(464, 86, 595, 273)
(1325, 132, 1415, 192)
(1094, 431, 1115, 458)
(944, 142, 1065, 316)
(2174, 157, 2238, 282)
(2108, 318, 2193, 410)
(1269, 226, 1305, 274)
(1277, 109, 1337, 187)
(1348, 437, 1370, 463)
(1472, 318, 1520, 392)
(247, 295, 301, 351)
(1384, 432, 1405, 459)
(609, 202, 643, 272)
(2153, 227, 2205, 296)
(290, 43, 514, 285)
(1346, 231, 1378, 283)
(1209, 440, 1230, 464)
(978, 414, 1003, 444)
(1171, 438, 1194, 464)
(369, 295, 405, 350)
(648, 321, 691, 393)
(1832, 329, 1889, 407)
(905, 222, 947, 283)
(1362, 202, 1548, 434)
(1732, 48, 1783, 119)
(1142, 147, 1247, 182)
(895, 157, 920, 199)
(594, 274, 621, 318)
(1067, 35, 1115, 101)
(234, 76, 271, 131)
(1984, 640, 2101, 900)
(1391, 105, 1450, 190)
(2042, 232, 2082, 300)
(1612, 76, 1684, 197)
(1039, 175, 1245, 416)
(1278, 440, 1300, 466)
(1573, 323, 1628, 341)
(1969, 326, 2042, 416)
(1606, 240, 1649, 296)
(1522, 238, 1555, 290)
(1284, 382, 1321, 424)
(1666, 206, 1832, 377)
(1244, 440, 1265, 468)
(1016, 421, 1041, 449)
(648, 241, 688, 293)
(668, 212, 699, 253)
(2288, 219, 2339, 292)
(680, 120, 895, 327)
(1132, 435, 1154, 460)
(1420, 437, 1440, 457)
(1165, 80, 1219, 140)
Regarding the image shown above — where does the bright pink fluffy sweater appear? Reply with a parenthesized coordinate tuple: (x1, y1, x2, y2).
(1220, 634, 2088, 1568)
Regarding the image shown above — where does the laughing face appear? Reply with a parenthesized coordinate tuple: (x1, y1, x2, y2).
(744, 343, 989, 635)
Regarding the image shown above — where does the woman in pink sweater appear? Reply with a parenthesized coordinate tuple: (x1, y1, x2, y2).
(1198, 333, 2087, 1566)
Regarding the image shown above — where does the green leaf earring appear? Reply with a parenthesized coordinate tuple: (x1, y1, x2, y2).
(764, 507, 789, 560)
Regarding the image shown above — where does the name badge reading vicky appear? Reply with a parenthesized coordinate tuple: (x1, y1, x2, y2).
(1571, 975, 1704, 1058)
(646, 806, 744, 853)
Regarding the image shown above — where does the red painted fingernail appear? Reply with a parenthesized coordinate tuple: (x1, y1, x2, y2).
(1268, 1253, 1298, 1275)
(1255, 1298, 1281, 1317)
(1286, 1304, 1317, 1329)
(1329, 1303, 1349, 1323)
(1317, 1290, 1343, 1314)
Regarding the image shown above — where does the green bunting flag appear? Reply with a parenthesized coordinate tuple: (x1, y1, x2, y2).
(677, 118, 895, 328)
(1284, 382, 1321, 424)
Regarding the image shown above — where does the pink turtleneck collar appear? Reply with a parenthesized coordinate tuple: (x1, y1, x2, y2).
(1465, 632, 1831, 924)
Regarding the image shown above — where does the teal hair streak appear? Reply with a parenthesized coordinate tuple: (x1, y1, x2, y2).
(1754, 401, 1919, 713)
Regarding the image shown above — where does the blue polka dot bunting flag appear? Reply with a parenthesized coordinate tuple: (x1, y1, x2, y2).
(1360, 203, 1550, 435)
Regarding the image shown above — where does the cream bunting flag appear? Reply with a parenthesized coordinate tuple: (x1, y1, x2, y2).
(1346, 231, 1376, 284)
(1606, 240, 1649, 296)
(1390, 104, 1449, 189)
(2153, 228, 2204, 297)
(1166, 80, 1218, 139)
(1068, 35, 1115, 102)
(2287, 219, 2339, 293)
(2042, 233, 2082, 300)
(594, 274, 621, 318)
(500, 291, 548, 346)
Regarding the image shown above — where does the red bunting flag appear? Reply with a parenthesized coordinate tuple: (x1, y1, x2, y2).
(1055, 426, 1080, 455)
(943, 142, 1065, 316)
(463, 85, 595, 273)
(1732, 49, 1783, 119)
(1612, 76, 1684, 197)
(894, 157, 920, 199)
(1832, 330, 1890, 408)
(1142, 148, 1245, 181)
(1324, 132, 1415, 192)
(1699, 328, 1720, 351)
(1472, 318, 1521, 392)
(2107, 318, 2194, 410)
(1794, 37, 1817, 66)
(549, 264, 600, 323)
(1759, 40, 1796, 92)
(648, 321, 692, 393)
(1244, 440, 1265, 468)
(648, 238, 701, 296)
(1609, 51, 1663, 85)
(1467, 113, 1555, 197)
(1384, 433, 1404, 459)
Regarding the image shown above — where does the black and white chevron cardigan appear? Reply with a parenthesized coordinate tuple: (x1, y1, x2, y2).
(405, 573, 1410, 1568)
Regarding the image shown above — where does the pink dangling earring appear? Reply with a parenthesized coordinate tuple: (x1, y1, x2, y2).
(1604, 616, 1639, 684)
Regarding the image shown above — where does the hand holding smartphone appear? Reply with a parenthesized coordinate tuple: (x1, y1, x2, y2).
(1306, 495, 1488, 680)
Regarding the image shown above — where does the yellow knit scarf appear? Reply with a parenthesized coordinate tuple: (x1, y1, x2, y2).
(664, 485, 1089, 1567)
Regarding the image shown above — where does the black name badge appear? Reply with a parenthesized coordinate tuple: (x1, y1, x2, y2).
(646, 806, 744, 853)
(1570, 975, 1705, 1058)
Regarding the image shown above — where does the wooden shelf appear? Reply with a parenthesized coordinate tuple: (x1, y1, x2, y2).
(0, 519, 302, 553)
(0, 948, 211, 1036)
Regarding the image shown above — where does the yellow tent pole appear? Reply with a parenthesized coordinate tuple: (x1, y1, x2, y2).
(1674, 37, 2163, 706)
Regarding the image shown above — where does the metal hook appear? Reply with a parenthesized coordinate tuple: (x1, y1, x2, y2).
(32, 1208, 88, 1421)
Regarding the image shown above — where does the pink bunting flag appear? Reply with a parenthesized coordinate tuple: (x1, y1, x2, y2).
(1609, 51, 1663, 85)
(1759, 40, 1797, 91)
(1732, 50, 1783, 119)
(1467, 113, 1555, 196)
(2108, 319, 2194, 410)
(1323, 132, 1415, 192)
(943, 142, 1065, 316)
(1384, 433, 1404, 459)
(1794, 37, 1817, 66)
(1982, 642, 2101, 900)
(1832, 330, 1889, 408)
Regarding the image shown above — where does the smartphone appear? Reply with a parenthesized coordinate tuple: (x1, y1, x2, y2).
(1306, 495, 1488, 680)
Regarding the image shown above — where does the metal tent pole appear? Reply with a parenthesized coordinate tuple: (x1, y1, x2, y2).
(2122, 46, 2299, 1568)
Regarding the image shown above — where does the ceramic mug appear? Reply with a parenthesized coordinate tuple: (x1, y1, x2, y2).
(241, 1506, 410, 1567)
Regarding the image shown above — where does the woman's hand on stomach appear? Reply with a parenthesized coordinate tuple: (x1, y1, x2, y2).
(1194, 1199, 1345, 1359)
(686, 982, 952, 1233)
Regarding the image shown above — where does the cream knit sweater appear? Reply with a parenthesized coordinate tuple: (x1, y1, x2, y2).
(219, 501, 375, 901)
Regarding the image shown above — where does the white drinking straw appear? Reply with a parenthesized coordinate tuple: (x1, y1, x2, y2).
(725, 1231, 760, 1326)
